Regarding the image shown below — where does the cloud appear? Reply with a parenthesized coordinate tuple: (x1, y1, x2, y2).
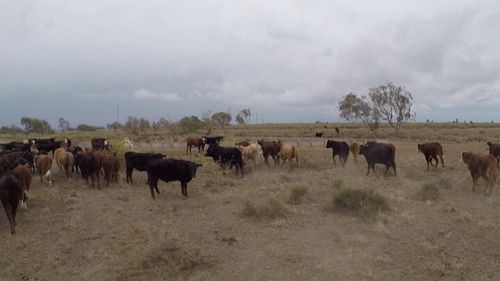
(132, 89, 182, 102)
(1, 0, 500, 125)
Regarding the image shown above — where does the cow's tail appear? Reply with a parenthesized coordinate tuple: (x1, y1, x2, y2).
(489, 155, 497, 185)
(438, 143, 444, 156)
(44, 169, 52, 185)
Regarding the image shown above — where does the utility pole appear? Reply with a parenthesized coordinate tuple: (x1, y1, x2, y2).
(116, 104, 120, 130)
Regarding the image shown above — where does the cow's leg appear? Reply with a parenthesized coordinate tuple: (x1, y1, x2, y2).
(90, 173, 95, 187)
(471, 174, 478, 191)
(332, 154, 337, 167)
(366, 163, 370, 175)
(96, 172, 100, 190)
(181, 182, 188, 197)
(126, 167, 133, 184)
(3, 202, 15, 234)
(392, 160, 397, 176)
(425, 156, 430, 170)
(240, 161, 244, 177)
(432, 155, 439, 168)
(439, 155, 444, 168)
(148, 177, 159, 199)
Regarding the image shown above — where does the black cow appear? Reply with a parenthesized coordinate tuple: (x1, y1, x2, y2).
(0, 141, 31, 152)
(91, 138, 109, 151)
(326, 140, 349, 167)
(146, 159, 202, 199)
(202, 136, 224, 146)
(315, 132, 323, 138)
(0, 170, 22, 234)
(124, 152, 165, 184)
(0, 151, 34, 170)
(35, 141, 62, 155)
(359, 144, 397, 176)
(68, 146, 84, 173)
(205, 145, 244, 176)
(78, 153, 100, 189)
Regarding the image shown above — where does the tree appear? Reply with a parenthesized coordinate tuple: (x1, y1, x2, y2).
(369, 82, 414, 137)
(76, 124, 97, 131)
(235, 108, 251, 125)
(338, 93, 379, 135)
(178, 116, 204, 134)
(202, 111, 215, 135)
(106, 122, 122, 130)
(58, 117, 70, 132)
(211, 112, 232, 136)
(20, 117, 54, 134)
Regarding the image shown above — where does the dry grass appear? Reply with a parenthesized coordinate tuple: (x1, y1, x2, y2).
(240, 198, 289, 219)
(287, 184, 308, 204)
(415, 183, 440, 201)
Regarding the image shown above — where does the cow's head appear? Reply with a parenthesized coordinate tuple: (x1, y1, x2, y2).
(417, 144, 422, 152)
(326, 140, 336, 148)
(462, 151, 473, 164)
(359, 144, 368, 156)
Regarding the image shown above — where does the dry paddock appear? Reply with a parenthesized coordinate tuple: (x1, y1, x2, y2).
(1, 134, 500, 281)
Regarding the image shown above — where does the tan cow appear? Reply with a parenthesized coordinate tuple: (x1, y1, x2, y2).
(240, 143, 262, 165)
(277, 141, 299, 165)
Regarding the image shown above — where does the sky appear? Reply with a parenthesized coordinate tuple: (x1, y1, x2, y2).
(1, 0, 499, 127)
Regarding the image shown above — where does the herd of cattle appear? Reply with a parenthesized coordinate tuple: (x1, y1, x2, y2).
(0, 134, 499, 235)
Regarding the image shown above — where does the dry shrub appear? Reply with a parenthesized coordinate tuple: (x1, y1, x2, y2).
(333, 178, 344, 190)
(415, 183, 440, 201)
(326, 187, 389, 220)
(114, 237, 211, 281)
(438, 177, 453, 189)
(287, 185, 308, 204)
(240, 199, 288, 219)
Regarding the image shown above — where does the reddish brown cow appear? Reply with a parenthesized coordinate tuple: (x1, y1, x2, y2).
(486, 142, 500, 166)
(102, 152, 120, 187)
(462, 152, 497, 196)
(35, 154, 52, 186)
(257, 139, 280, 165)
(418, 142, 444, 170)
(350, 141, 360, 163)
(186, 137, 205, 154)
(13, 164, 31, 209)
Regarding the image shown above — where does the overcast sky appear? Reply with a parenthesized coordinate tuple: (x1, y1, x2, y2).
(1, 0, 499, 127)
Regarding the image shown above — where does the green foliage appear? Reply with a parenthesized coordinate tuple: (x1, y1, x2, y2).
(125, 116, 151, 133)
(327, 187, 389, 220)
(0, 125, 24, 134)
(338, 93, 379, 134)
(178, 116, 204, 134)
(211, 112, 232, 135)
(76, 124, 97, 131)
(415, 182, 440, 201)
(20, 117, 54, 134)
(369, 82, 414, 137)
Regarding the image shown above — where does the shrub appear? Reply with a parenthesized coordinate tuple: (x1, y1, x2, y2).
(287, 185, 308, 204)
(333, 178, 344, 190)
(240, 199, 288, 219)
(415, 182, 440, 201)
(327, 187, 389, 219)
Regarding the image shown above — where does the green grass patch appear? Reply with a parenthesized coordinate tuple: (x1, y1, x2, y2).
(326, 187, 389, 220)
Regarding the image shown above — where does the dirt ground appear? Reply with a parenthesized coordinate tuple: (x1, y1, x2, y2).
(1, 128, 500, 281)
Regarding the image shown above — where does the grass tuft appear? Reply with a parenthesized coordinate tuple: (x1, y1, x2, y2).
(240, 199, 288, 219)
(415, 182, 440, 201)
(287, 185, 308, 204)
(326, 187, 389, 220)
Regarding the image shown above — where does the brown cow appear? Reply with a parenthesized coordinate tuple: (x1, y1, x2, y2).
(13, 164, 31, 209)
(61, 152, 75, 179)
(462, 152, 496, 195)
(418, 142, 444, 170)
(257, 139, 280, 166)
(350, 141, 360, 163)
(486, 142, 500, 166)
(102, 152, 120, 187)
(53, 147, 66, 171)
(186, 137, 205, 154)
(35, 154, 52, 186)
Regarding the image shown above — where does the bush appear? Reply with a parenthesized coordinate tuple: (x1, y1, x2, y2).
(240, 199, 288, 219)
(287, 185, 308, 204)
(327, 187, 389, 219)
(415, 182, 440, 201)
(333, 178, 344, 190)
